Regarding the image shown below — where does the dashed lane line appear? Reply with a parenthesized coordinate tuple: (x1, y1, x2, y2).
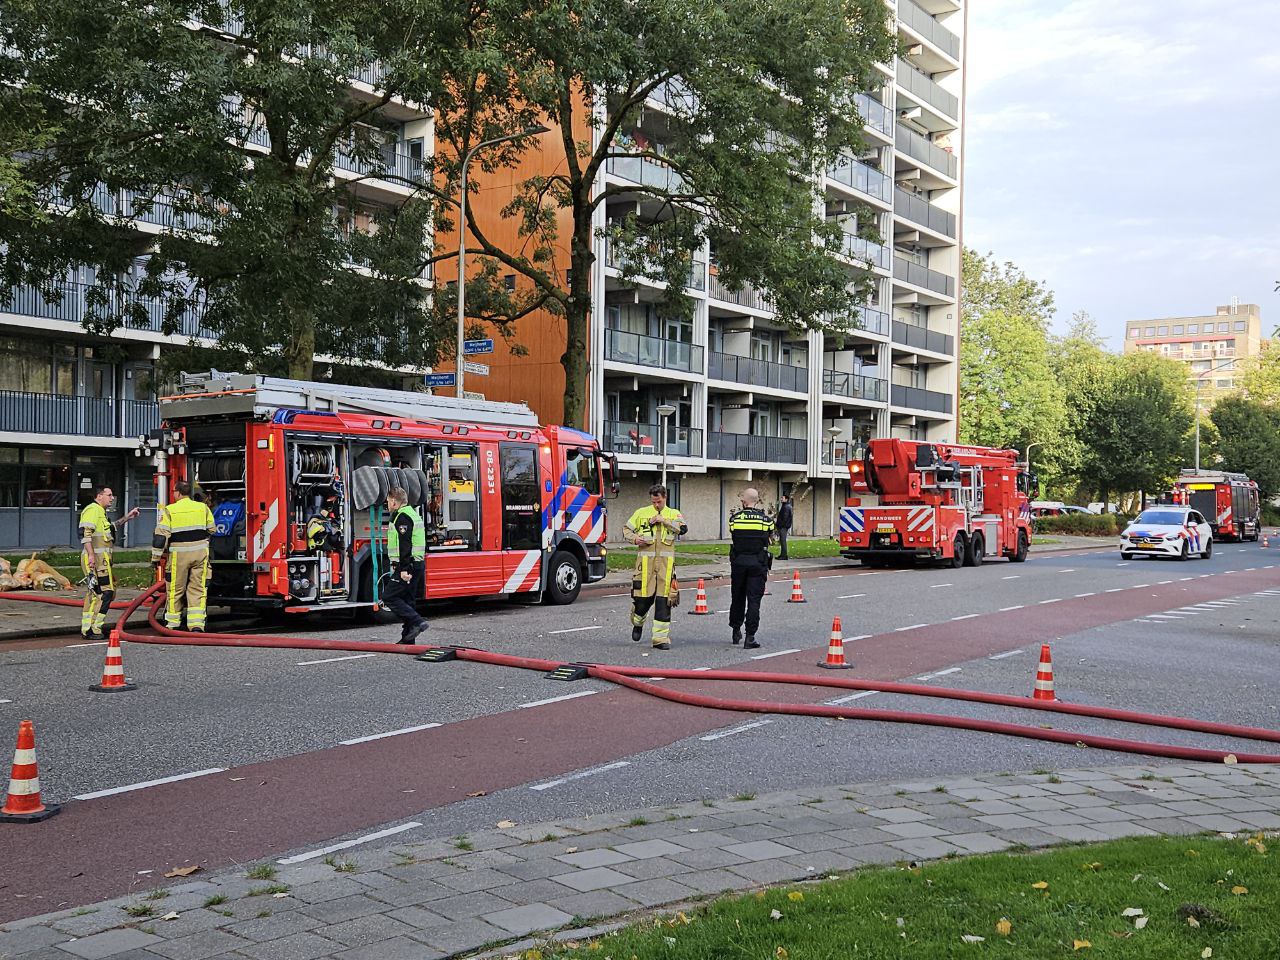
(1038, 598, 1062, 605)
(278, 822, 423, 864)
(519, 690, 598, 709)
(75, 768, 227, 801)
(66, 640, 108, 649)
(896, 623, 929, 632)
(931, 583, 954, 589)
(988, 649, 1023, 660)
(951, 613, 980, 621)
(1058, 569, 1077, 573)
(999, 605, 1024, 611)
(548, 625, 604, 635)
(750, 648, 801, 660)
(1002, 575, 1020, 580)
(530, 760, 632, 791)
(916, 667, 962, 681)
(825, 690, 879, 706)
(296, 653, 378, 666)
(340, 723, 441, 746)
(700, 719, 774, 742)
(817, 575, 847, 580)
(1105, 588, 1124, 593)
(837, 593, 867, 600)
(1075, 592, 1096, 598)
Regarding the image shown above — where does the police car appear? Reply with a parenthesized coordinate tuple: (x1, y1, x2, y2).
(1119, 507, 1213, 560)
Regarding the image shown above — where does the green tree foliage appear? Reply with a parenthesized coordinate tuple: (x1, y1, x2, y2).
(1, 0, 465, 379)
(961, 248, 1055, 332)
(435, 0, 897, 426)
(1238, 339, 1280, 407)
(1208, 395, 1280, 500)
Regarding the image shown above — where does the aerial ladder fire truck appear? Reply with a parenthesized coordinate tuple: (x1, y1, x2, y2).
(837, 439, 1034, 567)
(1163, 469, 1260, 542)
(138, 371, 617, 617)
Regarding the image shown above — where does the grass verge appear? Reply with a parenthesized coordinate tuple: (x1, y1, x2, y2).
(539, 835, 1275, 959)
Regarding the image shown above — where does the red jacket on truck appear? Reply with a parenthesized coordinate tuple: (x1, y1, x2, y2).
(838, 439, 1034, 567)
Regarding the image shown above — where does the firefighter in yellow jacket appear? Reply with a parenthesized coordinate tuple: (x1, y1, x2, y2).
(79, 486, 141, 640)
(152, 481, 217, 631)
(623, 484, 687, 650)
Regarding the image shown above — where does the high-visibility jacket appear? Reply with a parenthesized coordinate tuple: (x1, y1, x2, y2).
(623, 504, 686, 598)
(79, 502, 114, 553)
(386, 505, 426, 570)
(152, 496, 216, 561)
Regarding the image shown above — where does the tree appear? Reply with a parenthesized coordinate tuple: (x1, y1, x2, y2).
(1046, 311, 1109, 497)
(1238, 340, 1280, 408)
(431, 0, 897, 426)
(1208, 395, 1280, 500)
(1, 0, 467, 379)
(961, 248, 1055, 333)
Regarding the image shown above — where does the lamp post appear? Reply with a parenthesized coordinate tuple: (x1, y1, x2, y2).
(1193, 357, 1237, 471)
(827, 425, 844, 538)
(656, 403, 677, 489)
(455, 125, 549, 398)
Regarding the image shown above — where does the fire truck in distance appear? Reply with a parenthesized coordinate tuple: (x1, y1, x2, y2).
(1161, 470, 1260, 542)
(144, 372, 617, 615)
(838, 439, 1034, 567)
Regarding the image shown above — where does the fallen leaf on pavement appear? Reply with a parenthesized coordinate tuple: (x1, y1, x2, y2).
(163, 866, 201, 878)
(272, 892, 289, 899)
(161, 912, 180, 921)
(497, 820, 516, 829)
(466, 791, 487, 798)
(995, 919, 1012, 936)
(1073, 939, 1091, 950)
(564, 846, 578, 854)
(1223, 754, 1237, 765)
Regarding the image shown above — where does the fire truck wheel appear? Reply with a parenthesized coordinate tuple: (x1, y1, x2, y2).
(964, 533, 985, 567)
(1010, 530, 1029, 563)
(544, 550, 583, 605)
(948, 533, 966, 569)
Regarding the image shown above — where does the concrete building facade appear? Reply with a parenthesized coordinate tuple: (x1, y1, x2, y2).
(1122, 302, 1267, 404)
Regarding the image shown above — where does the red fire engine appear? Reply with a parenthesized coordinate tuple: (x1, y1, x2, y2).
(145, 372, 617, 614)
(838, 439, 1034, 567)
(1165, 469, 1260, 542)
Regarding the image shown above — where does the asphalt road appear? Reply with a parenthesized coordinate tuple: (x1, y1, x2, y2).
(2, 540, 1278, 919)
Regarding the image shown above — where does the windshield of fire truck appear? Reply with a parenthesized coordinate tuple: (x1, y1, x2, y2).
(565, 446, 599, 493)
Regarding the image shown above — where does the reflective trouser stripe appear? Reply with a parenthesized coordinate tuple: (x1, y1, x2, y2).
(167, 551, 209, 628)
(167, 553, 181, 626)
(631, 608, 645, 626)
(186, 558, 208, 628)
(81, 552, 112, 633)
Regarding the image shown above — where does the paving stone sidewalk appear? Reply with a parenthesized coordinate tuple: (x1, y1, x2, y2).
(5, 763, 1280, 960)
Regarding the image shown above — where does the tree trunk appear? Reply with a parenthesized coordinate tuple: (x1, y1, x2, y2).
(282, 306, 316, 381)
(560, 214, 594, 429)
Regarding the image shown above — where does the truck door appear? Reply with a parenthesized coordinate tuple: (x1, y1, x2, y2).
(498, 443, 545, 594)
(422, 443, 506, 597)
(555, 444, 604, 545)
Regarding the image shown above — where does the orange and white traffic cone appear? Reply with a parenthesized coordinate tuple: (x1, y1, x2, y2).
(0, 720, 60, 823)
(690, 579, 710, 615)
(1263, 535, 1270, 549)
(1032, 643, 1057, 701)
(819, 616, 851, 670)
(89, 630, 136, 693)
(786, 569, 806, 603)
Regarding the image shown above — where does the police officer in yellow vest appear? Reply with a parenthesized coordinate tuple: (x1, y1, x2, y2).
(623, 484, 687, 650)
(79, 485, 141, 640)
(383, 485, 429, 644)
(152, 481, 217, 631)
(728, 487, 775, 650)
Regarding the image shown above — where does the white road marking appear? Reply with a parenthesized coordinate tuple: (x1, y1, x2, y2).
(988, 649, 1023, 660)
(895, 623, 928, 632)
(1179, 577, 1194, 581)
(916, 667, 962, 681)
(340, 723, 441, 746)
(548, 625, 603, 635)
(1135, 619, 1157, 624)
(278, 822, 422, 864)
(950, 613, 980, 621)
(519, 690, 598, 709)
(849, 634, 873, 641)
(817, 575, 846, 580)
(1038, 598, 1061, 605)
(715, 609, 730, 614)
(999, 605, 1024, 611)
(1245, 567, 1258, 572)
(1058, 569, 1076, 573)
(858, 571, 883, 576)
(66, 640, 108, 649)
(1105, 588, 1124, 593)
(599, 593, 629, 598)
(1132, 583, 1150, 589)
(0, 699, 12, 704)
(75, 768, 227, 801)
(530, 760, 632, 791)
(750, 648, 801, 660)
(1117, 562, 1131, 566)
(1001, 575, 1020, 580)
(1174, 609, 1200, 615)
(1156, 580, 1173, 585)
(691, 666, 713, 672)
(1147, 614, 1183, 620)
(699, 720, 774, 742)
(1075, 592, 1096, 598)
(837, 593, 867, 599)
(825, 690, 879, 705)
(931, 583, 954, 589)
(296, 653, 378, 666)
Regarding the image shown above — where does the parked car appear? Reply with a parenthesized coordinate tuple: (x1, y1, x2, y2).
(1120, 507, 1213, 560)
(1030, 501, 1091, 518)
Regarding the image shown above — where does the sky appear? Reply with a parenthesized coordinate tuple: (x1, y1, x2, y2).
(962, 0, 1280, 348)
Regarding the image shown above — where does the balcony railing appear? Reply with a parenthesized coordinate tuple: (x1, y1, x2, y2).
(895, 126, 958, 179)
(896, 61, 959, 120)
(332, 143, 424, 185)
(840, 233, 891, 270)
(708, 352, 808, 393)
(893, 257, 955, 297)
(891, 384, 953, 414)
(822, 440, 868, 466)
(894, 188, 956, 238)
(603, 239, 705, 291)
(826, 154, 892, 203)
(604, 329, 704, 373)
(91, 185, 218, 233)
(605, 155, 686, 192)
(0, 391, 160, 438)
(1, 278, 213, 339)
(853, 93, 893, 137)
(822, 369, 888, 402)
(899, 0, 961, 59)
(707, 432, 807, 464)
(708, 275, 774, 313)
(892, 320, 954, 355)
(603, 420, 703, 458)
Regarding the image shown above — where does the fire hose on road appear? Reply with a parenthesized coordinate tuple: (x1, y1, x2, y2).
(71, 582, 1280, 766)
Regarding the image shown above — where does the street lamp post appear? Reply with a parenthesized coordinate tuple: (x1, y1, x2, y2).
(827, 426, 844, 538)
(455, 125, 549, 398)
(656, 403, 677, 489)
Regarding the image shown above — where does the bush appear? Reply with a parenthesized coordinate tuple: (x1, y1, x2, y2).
(1263, 504, 1280, 528)
(1033, 512, 1120, 536)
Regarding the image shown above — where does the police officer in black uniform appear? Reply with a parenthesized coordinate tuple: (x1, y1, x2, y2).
(728, 487, 775, 650)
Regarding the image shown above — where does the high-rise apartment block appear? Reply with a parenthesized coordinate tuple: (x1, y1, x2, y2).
(1123, 302, 1267, 402)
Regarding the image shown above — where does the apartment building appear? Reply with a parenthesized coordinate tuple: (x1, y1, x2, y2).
(450, 0, 965, 539)
(1122, 302, 1266, 403)
(0, 24, 433, 550)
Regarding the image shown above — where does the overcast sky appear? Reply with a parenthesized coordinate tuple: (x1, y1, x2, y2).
(962, 0, 1280, 347)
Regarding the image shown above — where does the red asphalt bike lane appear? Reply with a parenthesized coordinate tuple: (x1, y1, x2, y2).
(1, 566, 1275, 921)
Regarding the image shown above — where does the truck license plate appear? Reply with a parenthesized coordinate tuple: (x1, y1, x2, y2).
(876, 524, 895, 533)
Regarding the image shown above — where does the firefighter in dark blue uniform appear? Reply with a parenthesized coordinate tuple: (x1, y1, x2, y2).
(727, 487, 775, 649)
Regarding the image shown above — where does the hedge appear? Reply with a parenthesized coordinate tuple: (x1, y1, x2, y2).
(1033, 512, 1120, 536)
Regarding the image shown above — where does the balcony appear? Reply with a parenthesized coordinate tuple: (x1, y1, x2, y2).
(826, 154, 892, 203)
(853, 93, 893, 137)
(840, 232, 891, 270)
(707, 432, 807, 464)
(1, 278, 213, 339)
(891, 384, 953, 414)
(708, 352, 808, 393)
(90, 185, 218, 233)
(822, 369, 888, 402)
(604, 329, 704, 374)
(892, 320, 954, 355)
(0, 391, 160, 439)
(821, 440, 867, 466)
(605, 155, 685, 192)
(603, 420, 703, 458)
(895, 126, 958, 179)
(895, 61, 959, 120)
(603, 240, 705, 291)
(899, 0, 961, 60)
(333, 143, 424, 185)
(894, 188, 956, 238)
(893, 257, 955, 297)
(708, 275, 774, 313)
(824, 305, 891, 338)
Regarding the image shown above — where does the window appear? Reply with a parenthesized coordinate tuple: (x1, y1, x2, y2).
(1217, 379, 1232, 389)
(1234, 321, 1247, 331)
(23, 450, 70, 508)
(1218, 322, 1229, 332)
(665, 477, 682, 509)
(0, 338, 53, 393)
(1172, 325, 1184, 335)
(499, 444, 541, 550)
(1144, 327, 1155, 337)
(1157, 326, 1168, 336)
(1187, 324, 1198, 334)
(1127, 327, 1139, 339)
(503, 274, 516, 292)
(563, 446, 599, 493)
